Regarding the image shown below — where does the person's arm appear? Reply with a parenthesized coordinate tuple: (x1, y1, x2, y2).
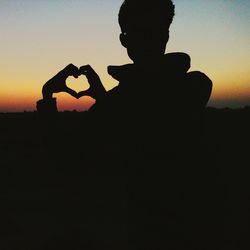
(36, 97, 58, 114)
(36, 64, 79, 114)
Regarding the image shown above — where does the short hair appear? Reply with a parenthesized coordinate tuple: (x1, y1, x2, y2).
(118, 0, 175, 32)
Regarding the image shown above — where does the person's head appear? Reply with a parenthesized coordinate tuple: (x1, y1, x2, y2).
(118, 0, 175, 64)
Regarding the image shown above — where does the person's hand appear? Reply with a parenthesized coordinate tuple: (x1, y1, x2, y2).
(77, 65, 106, 101)
(42, 64, 79, 99)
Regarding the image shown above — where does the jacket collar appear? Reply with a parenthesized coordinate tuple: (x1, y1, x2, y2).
(107, 53, 191, 81)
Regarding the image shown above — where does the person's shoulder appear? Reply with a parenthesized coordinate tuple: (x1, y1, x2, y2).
(187, 71, 213, 88)
(186, 71, 213, 107)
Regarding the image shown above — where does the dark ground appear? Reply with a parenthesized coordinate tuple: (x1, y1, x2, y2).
(1, 107, 249, 249)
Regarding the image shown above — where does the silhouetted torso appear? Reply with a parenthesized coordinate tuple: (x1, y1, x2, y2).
(88, 54, 211, 160)
(82, 55, 213, 249)
(34, 53, 213, 250)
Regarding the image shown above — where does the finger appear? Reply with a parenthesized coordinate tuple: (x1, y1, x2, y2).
(65, 63, 78, 70)
(64, 87, 78, 98)
(79, 65, 96, 76)
(79, 65, 102, 87)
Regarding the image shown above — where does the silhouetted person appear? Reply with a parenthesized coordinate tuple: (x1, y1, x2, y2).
(37, 2, 212, 149)
(36, 0, 213, 249)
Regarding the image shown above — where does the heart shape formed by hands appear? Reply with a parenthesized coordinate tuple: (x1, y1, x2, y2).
(43, 64, 106, 100)
(66, 74, 90, 94)
(63, 64, 92, 99)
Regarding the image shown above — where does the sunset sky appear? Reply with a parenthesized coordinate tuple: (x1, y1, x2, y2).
(0, 0, 250, 112)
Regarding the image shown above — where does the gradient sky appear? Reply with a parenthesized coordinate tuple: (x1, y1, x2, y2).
(0, 0, 250, 112)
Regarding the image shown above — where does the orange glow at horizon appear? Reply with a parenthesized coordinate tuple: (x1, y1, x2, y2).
(1, 58, 250, 111)
(0, 93, 96, 112)
(56, 94, 95, 112)
(0, 66, 118, 112)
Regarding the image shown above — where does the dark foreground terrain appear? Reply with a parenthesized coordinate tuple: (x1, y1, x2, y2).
(1, 107, 249, 250)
